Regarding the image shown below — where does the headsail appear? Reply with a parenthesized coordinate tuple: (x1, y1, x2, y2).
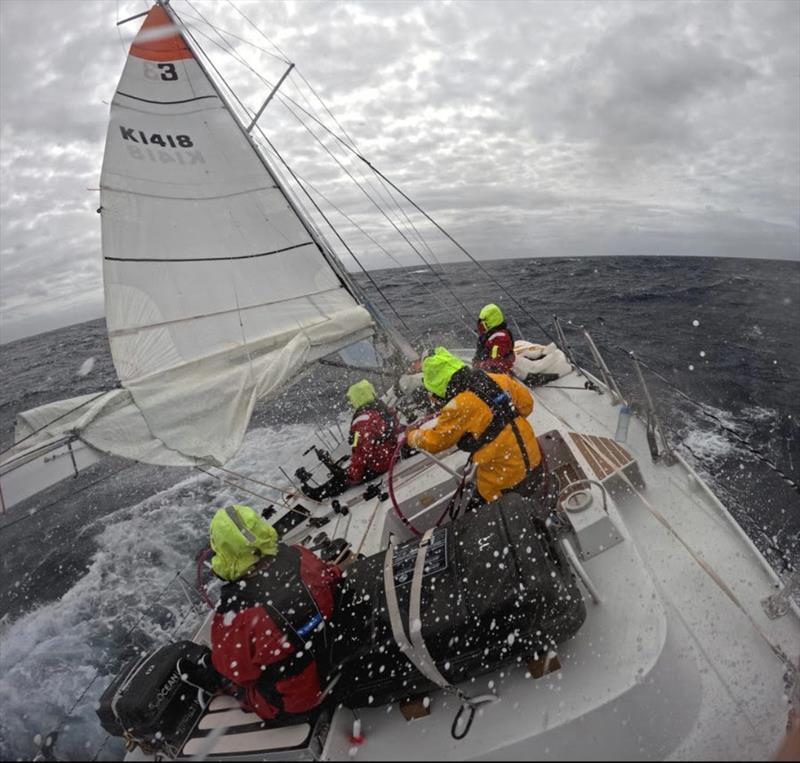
(10, 4, 374, 468)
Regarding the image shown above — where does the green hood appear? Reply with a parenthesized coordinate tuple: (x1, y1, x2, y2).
(209, 504, 278, 580)
(421, 347, 466, 398)
(347, 379, 376, 409)
(479, 303, 504, 330)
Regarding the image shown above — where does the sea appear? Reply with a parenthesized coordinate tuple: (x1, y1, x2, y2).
(0, 255, 798, 761)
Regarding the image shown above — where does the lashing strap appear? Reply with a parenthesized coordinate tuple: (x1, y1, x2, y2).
(383, 531, 498, 739)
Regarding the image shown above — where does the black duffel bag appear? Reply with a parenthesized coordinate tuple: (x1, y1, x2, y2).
(330, 493, 586, 708)
(97, 640, 216, 757)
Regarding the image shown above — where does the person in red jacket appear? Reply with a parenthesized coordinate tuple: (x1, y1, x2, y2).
(208, 504, 340, 720)
(298, 380, 400, 501)
(345, 379, 400, 484)
(473, 303, 515, 373)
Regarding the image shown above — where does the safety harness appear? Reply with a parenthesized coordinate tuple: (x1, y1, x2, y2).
(445, 368, 533, 472)
(475, 322, 514, 363)
(350, 400, 399, 446)
(216, 546, 330, 714)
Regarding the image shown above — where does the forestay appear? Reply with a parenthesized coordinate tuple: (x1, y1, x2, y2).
(12, 5, 373, 467)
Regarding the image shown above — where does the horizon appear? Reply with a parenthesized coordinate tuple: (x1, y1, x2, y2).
(2, 251, 797, 346)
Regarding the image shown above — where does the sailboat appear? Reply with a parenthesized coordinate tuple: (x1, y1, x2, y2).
(2, 2, 798, 761)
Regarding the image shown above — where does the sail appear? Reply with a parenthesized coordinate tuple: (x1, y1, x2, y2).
(4, 5, 373, 469)
(83, 4, 372, 464)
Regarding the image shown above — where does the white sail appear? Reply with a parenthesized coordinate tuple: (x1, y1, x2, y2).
(7, 5, 373, 468)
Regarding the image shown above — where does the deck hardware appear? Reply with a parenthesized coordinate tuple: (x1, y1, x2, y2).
(762, 570, 800, 620)
(630, 352, 677, 465)
(582, 330, 625, 405)
(553, 315, 583, 377)
(561, 538, 602, 603)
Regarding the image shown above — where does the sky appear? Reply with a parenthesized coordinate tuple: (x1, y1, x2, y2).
(0, 0, 798, 343)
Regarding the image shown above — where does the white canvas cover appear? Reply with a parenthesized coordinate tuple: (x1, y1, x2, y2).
(8, 5, 374, 467)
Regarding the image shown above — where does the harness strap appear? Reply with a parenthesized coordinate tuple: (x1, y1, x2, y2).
(218, 547, 329, 690)
(351, 401, 398, 446)
(475, 323, 514, 362)
(453, 372, 531, 475)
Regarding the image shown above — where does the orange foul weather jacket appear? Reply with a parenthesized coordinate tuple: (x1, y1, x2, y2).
(407, 372, 542, 502)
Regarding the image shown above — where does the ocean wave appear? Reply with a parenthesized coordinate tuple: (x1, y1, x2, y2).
(0, 423, 316, 762)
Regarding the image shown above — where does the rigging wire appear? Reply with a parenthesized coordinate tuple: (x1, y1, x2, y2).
(286, 163, 465, 312)
(178, 3, 411, 332)
(265, 96, 476, 325)
(178, 2, 474, 327)
(353, 158, 558, 343)
(172, 12, 547, 341)
(223, 0, 443, 267)
(600, 339, 800, 497)
(178, 4, 426, 326)
(176, 3, 556, 344)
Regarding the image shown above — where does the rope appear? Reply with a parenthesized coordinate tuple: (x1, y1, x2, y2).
(194, 466, 308, 514)
(203, 464, 293, 507)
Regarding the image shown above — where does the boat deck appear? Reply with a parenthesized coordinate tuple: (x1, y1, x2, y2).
(134, 368, 798, 761)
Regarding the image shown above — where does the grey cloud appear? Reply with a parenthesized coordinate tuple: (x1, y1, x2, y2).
(1, 0, 798, 343)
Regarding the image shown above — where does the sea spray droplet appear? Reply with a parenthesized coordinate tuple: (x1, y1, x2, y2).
(77, 357, 95, 377)
(699, 351, 706, 358)
(689, 364, 695, 371)
(692, 319, 700, 327)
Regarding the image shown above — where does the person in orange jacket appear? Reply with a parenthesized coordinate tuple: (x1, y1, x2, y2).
(406, 347, 543, 506)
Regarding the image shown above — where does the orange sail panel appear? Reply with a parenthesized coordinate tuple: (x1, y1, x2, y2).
(130, 5, 193, 61)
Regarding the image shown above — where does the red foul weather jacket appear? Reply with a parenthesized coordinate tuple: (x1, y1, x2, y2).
(347, 401, 400, 484)
(211, 545, 340, 719)
(474, 324, 515, 373)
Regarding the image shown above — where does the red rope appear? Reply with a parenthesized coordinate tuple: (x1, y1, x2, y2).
(387, 413, 438, 538)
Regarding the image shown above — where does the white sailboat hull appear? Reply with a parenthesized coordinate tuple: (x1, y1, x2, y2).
(127, 366, 796, 762)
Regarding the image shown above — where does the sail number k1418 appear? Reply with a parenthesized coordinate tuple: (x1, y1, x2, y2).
(120, 126, 194, 148)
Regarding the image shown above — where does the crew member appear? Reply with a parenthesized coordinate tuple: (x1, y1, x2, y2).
(209, 505, 340, 720)
(473, 303, 515, 373)
(299, 379, 400, 501)
(406, 347, 543, 506)
(345, 379, 400, 485)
